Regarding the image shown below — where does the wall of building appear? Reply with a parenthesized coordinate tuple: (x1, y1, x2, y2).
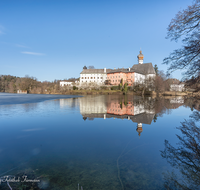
(134, 73, 146, 84)
(107, 72, 135, 86)
(80, 73, 107, 85)
(60, 81, 73, 86)
(107, 72, 125, 86)
(170, 84, 185, 91)
(126, 73, 135, 86)
(80, 72, 155, 86)
(146, 74, 156, 79)
(17, 90, 27, 94)
(107, 72, 155, 86)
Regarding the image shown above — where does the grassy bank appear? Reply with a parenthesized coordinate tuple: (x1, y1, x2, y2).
(19, 87, 200, 99)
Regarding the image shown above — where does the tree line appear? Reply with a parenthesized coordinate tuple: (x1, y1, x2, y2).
(0, 72, 184, 95)
(0, 75, 62, 94)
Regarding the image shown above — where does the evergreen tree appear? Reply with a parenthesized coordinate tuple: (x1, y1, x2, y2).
(154, 64, 158, 75)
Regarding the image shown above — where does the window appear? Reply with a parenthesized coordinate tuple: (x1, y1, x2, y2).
(88, 77, 89, 79)
(116, 80, 117, 82)
(82, 77, 84, 79)
(94, 77, 95, 79)
(113, 80, 114, 82)
(98, 77, 99, 79)
(91, 77, 93, 79)
(85, 77, 86, 79)
(116, 76, 117, 78)
(101, 77, 103, 79)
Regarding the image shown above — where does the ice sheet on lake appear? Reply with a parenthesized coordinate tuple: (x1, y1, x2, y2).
(0, 93, 81, 105)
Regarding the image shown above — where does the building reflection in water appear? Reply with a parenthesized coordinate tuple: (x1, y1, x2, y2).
(60, 98, 80, 108)
(59, 95, 186, 137)
(79, 95, 107, 114)
(78, 95, 157, 137)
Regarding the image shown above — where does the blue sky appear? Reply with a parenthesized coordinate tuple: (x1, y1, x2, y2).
(0, 0, 192, 82)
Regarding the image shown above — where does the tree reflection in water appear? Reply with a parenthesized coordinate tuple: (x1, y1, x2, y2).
(161, 111, 200, 190)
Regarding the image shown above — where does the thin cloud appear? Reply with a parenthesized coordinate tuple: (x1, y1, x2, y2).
(0, 42, 29, 48)
(0, 25, 5, 35)
(16, 44, 29, 48)
(21, 51, 45, 56)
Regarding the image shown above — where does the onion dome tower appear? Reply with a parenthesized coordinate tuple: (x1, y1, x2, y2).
(137, 50, 144, 64)
(136, 123, 143, 137)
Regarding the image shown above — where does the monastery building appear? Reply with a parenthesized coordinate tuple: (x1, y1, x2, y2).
(79, 51, 156, 86)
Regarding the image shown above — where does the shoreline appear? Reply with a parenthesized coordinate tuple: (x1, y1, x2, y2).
(2, 90, 200, 100)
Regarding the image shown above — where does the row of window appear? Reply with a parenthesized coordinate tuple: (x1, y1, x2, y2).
(81, 81, 103, 83)
(82, 77, 103, 79)
(107, 76, 133, 79)
(111, 105, 133, 108)
(111, 80, 133, 82)
(109, 109, 133, 112)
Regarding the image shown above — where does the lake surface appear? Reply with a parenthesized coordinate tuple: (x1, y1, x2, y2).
(0, 93, 199, 190)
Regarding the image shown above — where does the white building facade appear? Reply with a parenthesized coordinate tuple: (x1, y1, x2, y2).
(170, 84, 185, 92)
(60, 81, 79, 87)
(80, 68, 112, 85)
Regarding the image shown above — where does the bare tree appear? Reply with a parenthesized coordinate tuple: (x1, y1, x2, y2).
(163, 0, 200, 79)
(161, 111, 200, 189)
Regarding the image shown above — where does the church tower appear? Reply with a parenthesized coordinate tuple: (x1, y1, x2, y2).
(137, 50, 144, 64)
